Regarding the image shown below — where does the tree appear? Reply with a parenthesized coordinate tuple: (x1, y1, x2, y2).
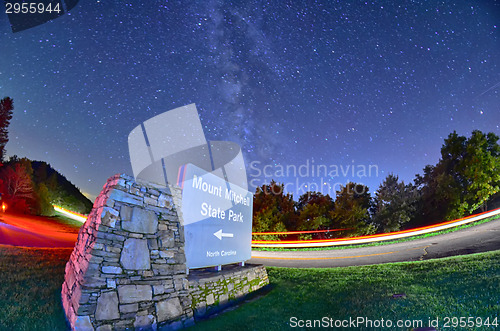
(331, 182, 375, 237)
(34, 182, 54, 215)
(252, 207, 288, 241)
(252, 181, 297, 235)
(415, 130, 500, 223)
(458, 131, 500, 213)
(0, 160, 36, 213)
(296, 192, 335, 235)
(413, 163, 458, 225)
(372, 174, 418, 232)
(0, 97, 14, 162)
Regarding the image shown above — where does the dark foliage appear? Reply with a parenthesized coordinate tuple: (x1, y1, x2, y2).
(0, 158, 92, 215)
(0, 97, 14, 162)
(31, 160, 93, 214)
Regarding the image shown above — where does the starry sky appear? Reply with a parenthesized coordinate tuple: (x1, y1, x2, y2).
(1, 1, 499, 200)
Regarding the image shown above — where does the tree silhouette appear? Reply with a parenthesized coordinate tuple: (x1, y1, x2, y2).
(252, 181, 297, 236)
(415, 130, 500, 223)
(0, 97, 14, 163)
(372, 174, 418, 232)
(0, 161, 36, 213)
(296, 192, 335, 235)
(331, 182, 375, 237)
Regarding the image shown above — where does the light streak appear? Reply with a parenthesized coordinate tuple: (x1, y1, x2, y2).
(252, 229, 348, 235)
(53, 205, 88, 223)
(252, 207, 500, 248)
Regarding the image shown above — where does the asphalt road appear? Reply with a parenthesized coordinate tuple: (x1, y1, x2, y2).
(2, 212, 500, 268)
(250, 218, 500, 268)
(0, 213, 79, 248)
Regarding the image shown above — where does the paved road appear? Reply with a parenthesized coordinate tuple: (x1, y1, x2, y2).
(3, 212, 499, 267)
(250, 218, 500, 268)
(0, 214, 79, 248)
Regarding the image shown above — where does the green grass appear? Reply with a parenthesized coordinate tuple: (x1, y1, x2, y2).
(193, 250, 500, 330)
(253, 213, 500, 252)
(1, 246, 499, 330)
(0, 246, 72, 331)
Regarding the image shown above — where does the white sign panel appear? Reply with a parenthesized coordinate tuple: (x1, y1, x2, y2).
(179, 164, 253, 269)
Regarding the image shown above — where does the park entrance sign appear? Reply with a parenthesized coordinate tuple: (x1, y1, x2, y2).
(128, 104, 253, 270)
(180, 164, 253, 269)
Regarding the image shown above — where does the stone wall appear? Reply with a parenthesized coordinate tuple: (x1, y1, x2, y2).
(62, 174, 269, 330)
(61, 174, 193, 330)
(188, 264, 269, 318)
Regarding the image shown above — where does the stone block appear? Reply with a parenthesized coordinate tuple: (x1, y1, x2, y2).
(159, 250, 174, 258)
(122, 207, 158, 234)
(120, 238, 151, 270)
(130, 186, 140, 195)
(105, 246, 122, 254)
(144, 196, 157, 206)
(220, 293, 228, 304)
(101, 207, 119, 228)
(92, 250, 120, 259)
(129, 233, 144, 239)
(153, 284, 169, 295)
(105, 198, 115, 208)
(156, 297, 183, 322)
(152, 264, 174, 276)
(120, 303, 139, 314)
(120, 205, 132, 221)
(147, 239, 158, 250)
(74, 315, 94, 330)
(118, 285, 152, 304)
(97, 232, 126, 242)
(107, 279, 117, 289)
(79, 292, 91, 305)
(114, 320, 134, 329)
(109, 189, 143, 205)
(149, 188, 161, 195)
(134, 314, 156, 329)
(173, 264, 187, 275)
(157, 194, 172, 209)
(82, 276, 107, 289)
(157, 223, 168, 231)
(102, 266, 122, 274)
(76, 303, 97, 315)
(95, 291, 119, 321)
(158, 231, 175, 248)
(173, 253, 186, 264)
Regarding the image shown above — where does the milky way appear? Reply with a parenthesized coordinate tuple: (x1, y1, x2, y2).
(0, 1, 498, 199)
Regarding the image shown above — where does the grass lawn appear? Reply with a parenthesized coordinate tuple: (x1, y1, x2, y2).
(0, 246, 72, 331)
(193, 250, 500, 330)
(1, 245, 499, 330)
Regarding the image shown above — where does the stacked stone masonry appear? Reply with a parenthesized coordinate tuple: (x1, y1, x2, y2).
(61, 174, 269, 330)
(188, 264, 269, 318)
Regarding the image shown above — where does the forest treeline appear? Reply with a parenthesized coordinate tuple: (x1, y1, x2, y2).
(0, 97, 92, 215)
(253, 130, 500, 240)
(0, 157, 93, 215)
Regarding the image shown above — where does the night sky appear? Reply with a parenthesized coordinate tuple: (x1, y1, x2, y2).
(1, 1, 499, 200)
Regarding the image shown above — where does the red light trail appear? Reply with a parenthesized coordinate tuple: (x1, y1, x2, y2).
(252, 208, 500, 248)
